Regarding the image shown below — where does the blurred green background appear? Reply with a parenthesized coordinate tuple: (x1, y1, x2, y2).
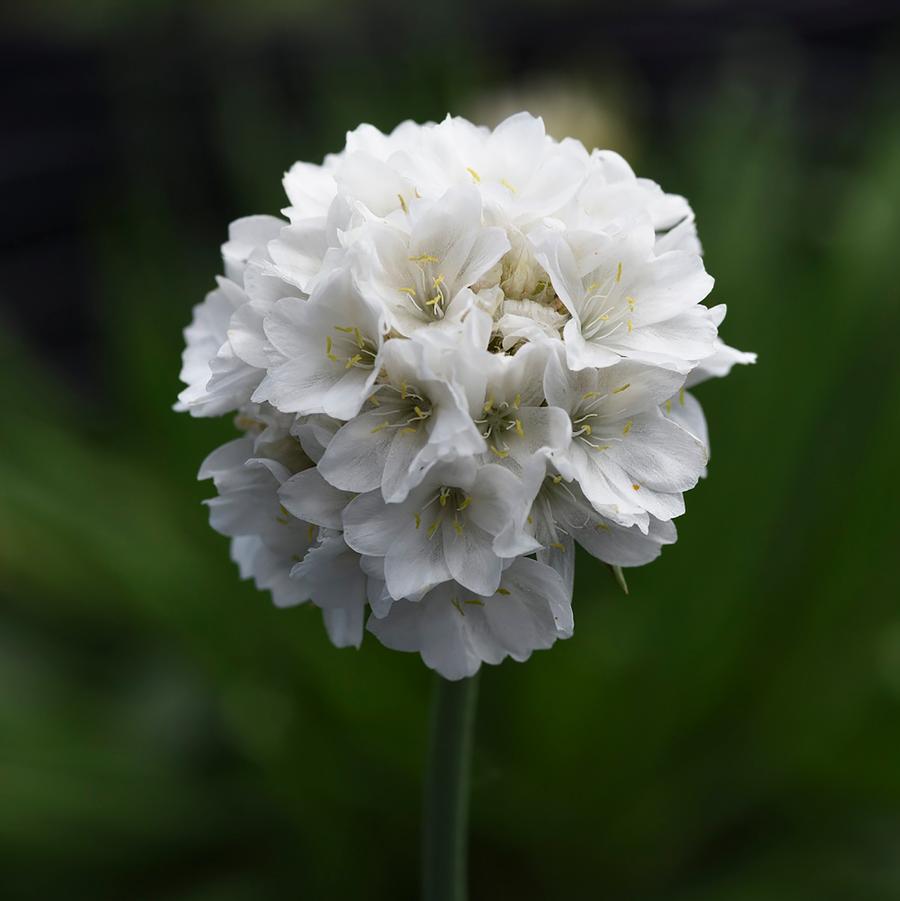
(2, 1, 900, 898)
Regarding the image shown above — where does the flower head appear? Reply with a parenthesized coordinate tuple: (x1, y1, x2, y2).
(177, 112, 754, 679)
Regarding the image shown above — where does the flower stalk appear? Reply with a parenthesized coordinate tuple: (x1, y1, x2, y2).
(423, 672, 480, 901)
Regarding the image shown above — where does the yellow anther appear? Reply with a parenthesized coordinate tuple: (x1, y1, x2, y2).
(400, 381, 408, 398)
(632, 483, 640, 491)
(514, 419, 524, 437)
(308, 524, 317, 541)
(369, 395, 381, 407)
(427, 520, 441, 539)
(513, 393, 521, 409)
(595, 522, 610, 532)
(599, 314, 610, 321)
(582, 391, 598, 400)
(398, 193, 408, 213)
(414, 405, 429, 419)
(500, 178, 517, 194)
(466, 166, 481, 183)
(432, 274, 445, 288)
(409, 253, 440, 264)
(399, 426, 418, 435)
(626, 295, 636, 308)
(616, 261, 623, 283)
(588, 281, 600, 293)
(463, 598, 484, 606)
(489, 445, 509, 459)
(622, 420, 633, 435)
(457, 495, 472, 511)
(345, 353, 363, 368)
(550, 542, 566, 551)
(333, 325, 354, 333)
(582, 424, 592, 436)
(426, 295, 442, 307)
(439, 488, 450, 506)
(354, 327, 366, 349)
(527, 514, 533, 524)
(594, 444, 610, 452)
(679, 387, 686, 406)
(665, 398, 672, 414)
(414, 512, 421, 529)
(398, 287, 417, 296)
(452, 519, 464, 536)
(371, 422, 389, 434)
(551, 474, 563, 484)
(325, 335, 339, 361)
(450, 597, 465, 616)
(612, 383, 631, 394)
(627, 319, 633, 333)
(497, 587, 511, 596)
(483, 397, 494, 413)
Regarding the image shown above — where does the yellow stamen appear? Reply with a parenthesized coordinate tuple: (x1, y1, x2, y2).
(550, 542, 566, 551)
(489, 445, 509, 459)
(632, 483, 640, 491)
(679, 387, 686, 406)
(612, 383, 630, 394)
(665, 398, 672, 414)
(398, 287, 417, 296)
(623, 420, 633, 435)
(500, 178, 517, 194)
(496, 588, 511, 596)
(457, 495, 472, 511)
(514, 419, 524, 437)
(414, 512, 421, 529)
(627, 319, 633, 333)
(466, 167, 481, 183)
(615, 261, 623, 283)
(409, 253, 439, 264)
(398, 193, 408, 213)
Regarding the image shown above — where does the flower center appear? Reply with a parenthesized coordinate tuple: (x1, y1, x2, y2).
(325, 324, 378, 369)
(368, 381, 433, 435)
(415, 486, 472, 538)
(475, 394, 525, 459)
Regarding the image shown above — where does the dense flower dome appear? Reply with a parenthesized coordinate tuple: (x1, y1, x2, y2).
(176, 112, 754, 679)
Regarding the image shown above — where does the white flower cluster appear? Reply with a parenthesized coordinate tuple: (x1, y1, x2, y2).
(177, 113, 754, 679)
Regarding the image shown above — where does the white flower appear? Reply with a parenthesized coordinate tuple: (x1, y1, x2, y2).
(343, 457, 539, 600)
(533, 219, 717, 373)
(252, 265, 386, 419)
(368, 557, 573, 680)
(316, 314, 488, 502)
(543, 347, 707, 526)
(179, 112, 754, 679)
(176, 216, 295, 417)
(354, 186, 509, 336)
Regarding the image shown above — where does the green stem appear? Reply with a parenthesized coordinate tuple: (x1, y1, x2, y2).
(422, 671, 480, 901)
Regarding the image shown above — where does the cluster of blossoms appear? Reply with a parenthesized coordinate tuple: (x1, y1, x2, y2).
(177, 113, 754, 679)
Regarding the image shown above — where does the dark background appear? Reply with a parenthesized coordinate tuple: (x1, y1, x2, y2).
(2, 1, 900, 898)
